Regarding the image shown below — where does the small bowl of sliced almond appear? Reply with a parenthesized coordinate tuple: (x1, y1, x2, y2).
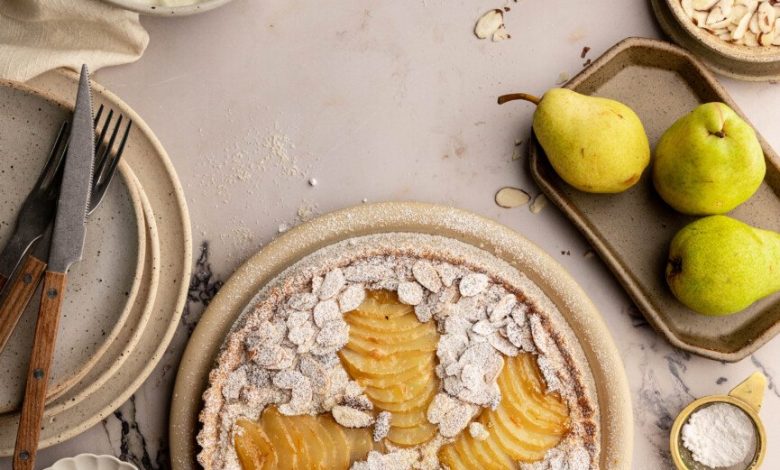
(651, 0, 780, 81)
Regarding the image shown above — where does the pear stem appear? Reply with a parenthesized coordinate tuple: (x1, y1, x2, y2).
(497, 93, 541, 106)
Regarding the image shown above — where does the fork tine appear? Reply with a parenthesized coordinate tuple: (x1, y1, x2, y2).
(93, 104, 104, 128)
(103, 119, 131, 185)
(88, 113, 132, 214)
(95, 114, 123, 186)
(34, 122, 69, 191)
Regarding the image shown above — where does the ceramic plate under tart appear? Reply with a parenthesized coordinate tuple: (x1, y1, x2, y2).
(0, 68, 191, 456)
(528, 38, 780, 361)
(651, 0, 780, 81)
(168, 201, 634, 470)
(0, 80, 146, 412)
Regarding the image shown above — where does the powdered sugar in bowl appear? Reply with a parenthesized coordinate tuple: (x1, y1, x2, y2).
(670, 372, 767, 470)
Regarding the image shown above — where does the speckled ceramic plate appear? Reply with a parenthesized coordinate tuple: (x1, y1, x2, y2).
(168, 202, 633, 470)
(0, 80, 146, 413)
(651, 0, 780, 81)
(0, 68, 191, 454)
(529, 38, 780, 361)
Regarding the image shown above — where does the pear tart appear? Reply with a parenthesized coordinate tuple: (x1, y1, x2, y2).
(198, 233, 599, 470)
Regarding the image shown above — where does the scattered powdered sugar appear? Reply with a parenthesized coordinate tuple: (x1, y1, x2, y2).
(520, 444, 592, 470)
(681, 403, 756, 468)
(199, 233, 598, 470)
(350, 449, 419, 470)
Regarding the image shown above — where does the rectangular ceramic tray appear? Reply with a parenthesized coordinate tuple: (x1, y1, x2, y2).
(529, 37, 780, 362)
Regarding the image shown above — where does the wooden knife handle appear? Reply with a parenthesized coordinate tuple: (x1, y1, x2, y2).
(0, 274, 6, 292)
(13, 271, 67, 470)
(0, 256, 47, 355)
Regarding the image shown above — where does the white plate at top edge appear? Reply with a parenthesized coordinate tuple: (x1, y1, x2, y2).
(0, 80, 145, 413)
(44, 453, 138, 470)
(99, 0, 234, 16)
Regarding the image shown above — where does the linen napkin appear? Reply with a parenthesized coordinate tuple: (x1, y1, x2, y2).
(0, 0, 149, 82)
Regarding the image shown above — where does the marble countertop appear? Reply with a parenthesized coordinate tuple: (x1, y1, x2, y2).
(9, 0, 780, 468)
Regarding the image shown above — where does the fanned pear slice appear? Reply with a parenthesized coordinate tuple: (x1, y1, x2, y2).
(356, 359, 435, 388)
(346, 310, 426, 334)
(340, 348, 432, 376)
(319, 413, 353, 469)
(260, 408, 299, 470)
(233, 408, 371, 470)
(234, 418, 277, 470)
(438, 353, 571, 466)
(347, 329, 439, 357)
(339, 290, 440, 447)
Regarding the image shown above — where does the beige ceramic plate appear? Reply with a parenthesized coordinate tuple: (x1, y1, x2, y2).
(0, 80, 146, 412)
(169, 201, 633, 470)
(529, 38, 780, 362)
(651, 0, 780, 81)
(0, 68, 191, 454)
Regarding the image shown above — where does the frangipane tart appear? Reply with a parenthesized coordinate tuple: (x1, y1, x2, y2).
(198, 233, 599, 470)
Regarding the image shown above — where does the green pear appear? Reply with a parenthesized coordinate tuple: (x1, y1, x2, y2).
(653, 102, 765, 215)
(666, 216, 780, 316)
(499, 88, 650, 193)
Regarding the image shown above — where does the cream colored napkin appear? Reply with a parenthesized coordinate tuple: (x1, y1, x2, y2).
(0, 0, 149, 82)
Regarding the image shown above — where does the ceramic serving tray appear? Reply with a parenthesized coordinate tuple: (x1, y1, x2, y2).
(169, 202, 633, 470)
(529, 37, 780, 362)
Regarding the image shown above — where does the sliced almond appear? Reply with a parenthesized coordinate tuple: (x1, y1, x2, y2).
(474, 9, 504, 40)
(693, 0, 720, 10)
(729, 4, 748, 24)
(759, 29, 775, 45)
(682, 0, 696, 17)
(495, 187, 530, 208)
(732, 8, 753, 38)
(744, 29, 760, 45)
(750, 10, 761, 33)
(774, 18, 780, 44)
(492, 24, 511, 42)
(693, 10, 709, 25)
(758, 2, 776, 33)
(529, 193, 548, 214)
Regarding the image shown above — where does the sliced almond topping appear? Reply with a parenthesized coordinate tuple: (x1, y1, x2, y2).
(474, 9, 504, 39)
(495, 186, 530, 208)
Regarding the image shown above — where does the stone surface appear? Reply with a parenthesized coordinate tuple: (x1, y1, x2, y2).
(11, 1, 780, 468)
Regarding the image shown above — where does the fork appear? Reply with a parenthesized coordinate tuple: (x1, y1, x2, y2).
(0, 105, 132, 355)
(0, 122, 69, 294)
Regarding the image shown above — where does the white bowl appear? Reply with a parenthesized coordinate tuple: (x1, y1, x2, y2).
(44, 454, 138, 470)
(99, 0, 234, 16)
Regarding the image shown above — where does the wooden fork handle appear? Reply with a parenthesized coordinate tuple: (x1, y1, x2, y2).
(0, 255, 47, 355)
(14, 271, 67, 470)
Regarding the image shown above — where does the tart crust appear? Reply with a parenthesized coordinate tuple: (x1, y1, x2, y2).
(198, 233, 600, 469)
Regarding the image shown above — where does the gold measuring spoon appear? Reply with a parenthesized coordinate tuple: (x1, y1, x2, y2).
(670, 372, 767, 470)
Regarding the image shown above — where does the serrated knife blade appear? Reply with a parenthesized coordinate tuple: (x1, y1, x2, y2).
(13, 65, 96, 470)
(47, 65, 95, 274)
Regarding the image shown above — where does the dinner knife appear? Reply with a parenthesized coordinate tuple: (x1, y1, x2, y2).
(13, 65, 95, 470)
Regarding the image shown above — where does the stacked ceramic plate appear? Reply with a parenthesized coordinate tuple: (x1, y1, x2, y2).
(0, 69, 191, 453)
